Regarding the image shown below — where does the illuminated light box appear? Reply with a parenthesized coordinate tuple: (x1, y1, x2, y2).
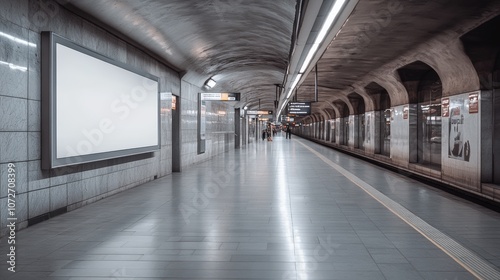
(200, 92, 240, 101)
(288, 102, 311, 115)
(41, 32, 160, 169)
(246, 110, 273, 115)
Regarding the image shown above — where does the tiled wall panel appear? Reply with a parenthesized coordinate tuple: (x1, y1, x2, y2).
(180, 81, 235, 169)
(441, 91, 481, 190)
(0, 0, 178, 237)
(391, 105, 410, 166)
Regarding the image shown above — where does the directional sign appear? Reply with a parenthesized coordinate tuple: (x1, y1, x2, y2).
(246, 110, 273, 115)
(200, 92, 240, 101)
(288, 102, 311, 115)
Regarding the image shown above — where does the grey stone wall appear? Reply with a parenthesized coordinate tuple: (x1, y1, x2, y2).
(0, 0, 238, 238)
(180, 80, 235, 169)
(0, 0, 180, 237)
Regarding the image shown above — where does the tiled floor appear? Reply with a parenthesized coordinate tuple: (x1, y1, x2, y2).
(1, 135, 500, 279)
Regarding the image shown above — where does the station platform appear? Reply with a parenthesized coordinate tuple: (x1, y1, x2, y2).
(1, 135, 500, 280)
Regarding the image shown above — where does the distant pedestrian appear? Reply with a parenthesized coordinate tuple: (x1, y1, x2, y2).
(286, 125, 291, 139)
(267, 126, 273, 141)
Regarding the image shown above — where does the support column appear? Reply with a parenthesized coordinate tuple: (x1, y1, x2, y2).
(235, 108, 240, 149)
(242, 115, 247, 146)
(392, 104, 411, 166)
(364, 112, 376, 154)
(349, 115, 359, 148)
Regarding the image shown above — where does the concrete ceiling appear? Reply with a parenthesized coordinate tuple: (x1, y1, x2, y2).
(57, 0, 298, 111)
(294, 0, 500, 120)
(56, 0, 500, 117)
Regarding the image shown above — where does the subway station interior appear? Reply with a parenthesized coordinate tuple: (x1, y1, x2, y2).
(1, 0, 500, 279)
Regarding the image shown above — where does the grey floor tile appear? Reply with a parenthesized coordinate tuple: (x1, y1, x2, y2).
(378, 263, 425, 280)
(0, 137, 497, 279)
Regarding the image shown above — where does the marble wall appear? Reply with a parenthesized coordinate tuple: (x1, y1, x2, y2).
(179, 80, 235, 169)
(441, 91, 481, 191)
(336, 118, 344, 145)
(364, 111, 377, 154)
(391, 105, 410, 166)
(0, 0, 181, 237)
(350, 115, 360, 149)
(297, 97, 485, 195)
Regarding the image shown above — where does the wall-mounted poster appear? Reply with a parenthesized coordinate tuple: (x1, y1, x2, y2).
(442, 98, 450, 117)
(469, 92, 479, 114)
(41, 32, 160, 169)
(403, 106, 409, 119)
(448, 98, 470, 161)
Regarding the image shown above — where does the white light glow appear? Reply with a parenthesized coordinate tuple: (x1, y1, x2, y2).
(299, 0, 346, 74)
(206, 78, 216, 89)
(286, 74, 302, 99)
(316, 0, 346, 46)
(0, 32, 37, 48)
(0, 60, 27, 72)
(281, 0, 347, 118)
(299, 43, 319, 73)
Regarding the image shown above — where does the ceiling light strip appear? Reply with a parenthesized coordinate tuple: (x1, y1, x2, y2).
(281, 0, 347, 117)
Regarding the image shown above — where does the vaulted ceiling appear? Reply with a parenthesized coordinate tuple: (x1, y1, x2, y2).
(295, 0, 500, 121)
(57, 0, 297, 111)
(57, 0, 500, 119)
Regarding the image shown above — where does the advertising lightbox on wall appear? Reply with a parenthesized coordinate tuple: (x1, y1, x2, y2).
(200, 92, 240, 101)
(41, 32, 160, 169)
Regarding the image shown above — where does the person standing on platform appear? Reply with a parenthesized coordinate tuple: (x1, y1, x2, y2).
(286, 125, 291, 139)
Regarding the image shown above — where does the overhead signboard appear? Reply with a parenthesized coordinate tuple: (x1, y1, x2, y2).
(288, 102, 311, 115)
(246, 110, 273, 115)
(200, 92, 240, 101)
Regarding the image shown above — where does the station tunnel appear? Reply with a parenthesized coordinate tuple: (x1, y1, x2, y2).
(1, 0, 500, 279)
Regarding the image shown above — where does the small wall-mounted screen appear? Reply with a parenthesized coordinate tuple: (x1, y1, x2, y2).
(41, 32, 160, 169)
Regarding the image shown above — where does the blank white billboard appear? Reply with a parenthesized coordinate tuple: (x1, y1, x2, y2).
(41, 32, 160, 169)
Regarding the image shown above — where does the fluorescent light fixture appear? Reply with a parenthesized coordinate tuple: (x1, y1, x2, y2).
(299, 0, 346, 74)
(290, 73, 302, 90)
(286, 73, 302, 99)
(205, 78, 216, 89)
(299, 43, 320, 73)
(316, 0, 346, 45)
(278, 101, 288, 117)
(0, 31, 36, 48)
(280, 1, 346, 118)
